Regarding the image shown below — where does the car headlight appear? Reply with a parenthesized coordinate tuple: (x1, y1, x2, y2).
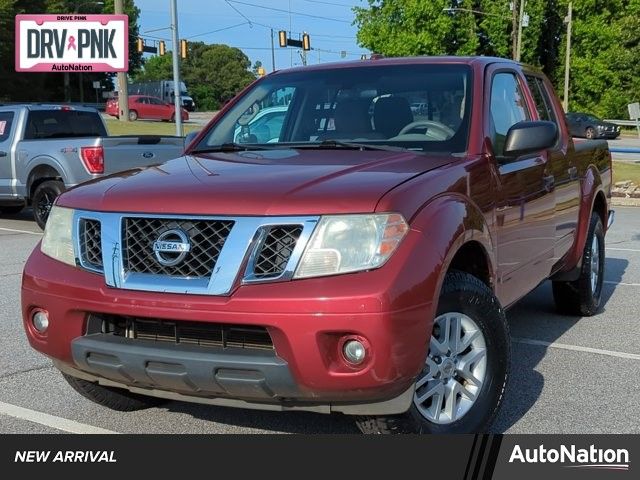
(294, 214, 409, 279)
(41, 206, 76, 267)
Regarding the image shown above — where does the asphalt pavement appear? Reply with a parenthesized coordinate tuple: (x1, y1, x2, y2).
(0, 207, 639, 434)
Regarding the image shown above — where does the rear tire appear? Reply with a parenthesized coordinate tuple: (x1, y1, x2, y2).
(170, 113, 176, 123)
(128, 110, 138, 121)
(0, 205, 24, 215)
(355, 271, 510, 434)
(62, 373, 165, 412)
(552, 212, 605, 316)
(32, 180, 64, 229)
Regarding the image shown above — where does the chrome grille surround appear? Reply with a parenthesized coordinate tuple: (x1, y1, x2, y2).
(245, 225, 304, 281)
(78, 219, 103, 272)
(71, 211, 318, 296)
(122, 217, 234, 277)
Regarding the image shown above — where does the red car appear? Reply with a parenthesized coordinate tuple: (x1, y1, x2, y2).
(106, 95, 189, 122)
(23, 56, 612, 434)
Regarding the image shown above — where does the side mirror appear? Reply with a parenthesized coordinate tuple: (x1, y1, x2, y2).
(184, 130, 200, 148)
(503, 121, 558, 158)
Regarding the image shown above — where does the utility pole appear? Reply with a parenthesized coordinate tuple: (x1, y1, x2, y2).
(516, 0, 525, 61)
(170, 0, 183, 136)
(511, 1, 518, 60)
(114, 0, 129, 122)
(270, 28, 276, 72)
(563, 2, 573, 112)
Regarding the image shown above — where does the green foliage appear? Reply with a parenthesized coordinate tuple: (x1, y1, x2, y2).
(133, 42, 257, 111)
(354, 0, 640, 119)
(0, 0, 142, 102)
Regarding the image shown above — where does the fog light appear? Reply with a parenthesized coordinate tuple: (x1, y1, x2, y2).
(343, 339, 366, 365)
(32, 310, 49, 333)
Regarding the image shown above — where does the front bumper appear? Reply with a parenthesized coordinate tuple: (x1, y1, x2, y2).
(22, 235, 436, 414)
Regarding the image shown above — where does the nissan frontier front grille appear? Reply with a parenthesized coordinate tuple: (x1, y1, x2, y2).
(253, 225, 303, 279)
(72, 211, 318, 295)
(92, 314, 274, 350)
(122, 218, 234, 277)
(79, 219, 103, 271)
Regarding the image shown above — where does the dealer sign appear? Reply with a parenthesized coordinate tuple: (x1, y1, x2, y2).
(15, 14, 128, 72)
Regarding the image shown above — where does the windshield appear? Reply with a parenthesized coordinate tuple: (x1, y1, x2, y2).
(196, 64, 472, 153)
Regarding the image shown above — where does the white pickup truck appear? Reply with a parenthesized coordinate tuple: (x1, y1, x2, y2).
(0, 104, 185, 228)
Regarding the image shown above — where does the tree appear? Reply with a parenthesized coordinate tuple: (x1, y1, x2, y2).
(133, 42, 256, 111)
(354, 0, 640, 119)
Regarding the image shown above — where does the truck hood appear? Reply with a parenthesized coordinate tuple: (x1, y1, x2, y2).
(58, 149, 456, 216)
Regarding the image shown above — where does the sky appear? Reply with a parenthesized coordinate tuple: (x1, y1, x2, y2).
(134, 0, 367, 71)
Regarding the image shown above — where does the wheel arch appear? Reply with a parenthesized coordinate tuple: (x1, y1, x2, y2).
(561, 165, 607, 274)
(411, 193, 496, 308)
(27, 161, 64, 199)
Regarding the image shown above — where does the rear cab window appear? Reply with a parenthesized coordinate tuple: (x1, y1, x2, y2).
(525, 74, 561, 147)
(24, 110, 107, 140)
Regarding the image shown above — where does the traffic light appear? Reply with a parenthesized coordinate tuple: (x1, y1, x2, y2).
(136, 38, 144, 53)
(180, 39, 188, 59)
(302, 33, 311, 51)
(278, 30, 287, 48)
(158, 41, 166, 56)
(257, 67, 266, 77)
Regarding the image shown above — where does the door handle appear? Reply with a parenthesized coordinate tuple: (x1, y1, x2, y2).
(543, 174, 555, 192)
(0, 151, 7, 157)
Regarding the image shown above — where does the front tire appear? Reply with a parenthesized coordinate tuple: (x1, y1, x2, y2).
(585, 127, 596, 139)
(32, 180, 64, 229)
(356, 271, 510, 434)
(62, 373, 165, 412)
(128, 110, 138, 121)
(552, 212, 605, 316)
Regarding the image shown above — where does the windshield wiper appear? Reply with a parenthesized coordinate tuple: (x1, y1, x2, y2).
(190, 143, 276, 154)
(292, 139, 408, 152)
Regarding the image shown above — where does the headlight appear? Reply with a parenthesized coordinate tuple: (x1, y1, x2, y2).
(294, 213, 408, 279)
(41, 206, 76, 267)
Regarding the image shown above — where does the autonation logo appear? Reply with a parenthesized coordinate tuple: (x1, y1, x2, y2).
(509, 444, 630, 471)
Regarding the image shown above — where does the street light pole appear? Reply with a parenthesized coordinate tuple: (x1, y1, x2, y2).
(114, 0, 129, 122)
(170, 0, 183, 136)
(270, 28, 276, 72)
(511, 1, 518, 60)
(516, 0, 525, 61)
(563, 2, 573, 112)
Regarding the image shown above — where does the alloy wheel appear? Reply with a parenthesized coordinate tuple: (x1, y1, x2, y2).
(413, 312, 487, 425)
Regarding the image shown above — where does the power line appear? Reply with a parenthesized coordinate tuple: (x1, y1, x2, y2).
(226, 0, 352, 24)
(187, 21, 249, 40)
(224, 0, 253, 27)
(299, 0, 359, 7)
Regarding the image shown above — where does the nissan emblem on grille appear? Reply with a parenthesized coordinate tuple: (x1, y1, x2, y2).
(153, 229, 191, 266)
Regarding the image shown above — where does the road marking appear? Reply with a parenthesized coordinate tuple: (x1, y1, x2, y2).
(607, 247, 640, 253)
(604, 281, 640, 287)
(0, 227, 42, 236)
(513, 337, 640, 361)
(0, 401, 118, 434)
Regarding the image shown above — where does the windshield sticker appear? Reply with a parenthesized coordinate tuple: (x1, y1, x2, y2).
(0, 121, 6, 135)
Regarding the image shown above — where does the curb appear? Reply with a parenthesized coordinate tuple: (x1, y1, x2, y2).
(611, 196, 640, 207)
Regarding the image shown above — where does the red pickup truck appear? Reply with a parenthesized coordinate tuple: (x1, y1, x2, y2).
(22, 56, 613, 434)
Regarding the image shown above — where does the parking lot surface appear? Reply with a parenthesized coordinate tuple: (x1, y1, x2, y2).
(0, 207, 639, 434)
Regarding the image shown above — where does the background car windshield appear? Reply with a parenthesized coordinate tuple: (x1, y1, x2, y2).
(199, 64, 472, 153)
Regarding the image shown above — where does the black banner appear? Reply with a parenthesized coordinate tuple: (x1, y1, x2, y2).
(0, 434, 634, 478)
